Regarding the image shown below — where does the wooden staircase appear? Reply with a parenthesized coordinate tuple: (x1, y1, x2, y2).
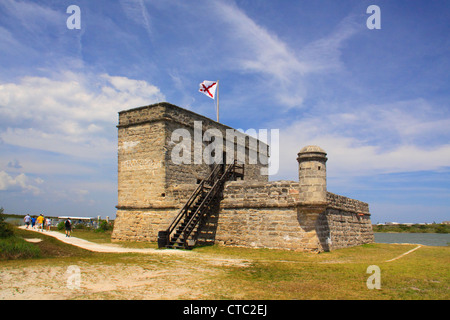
(159, 161, 244, 249)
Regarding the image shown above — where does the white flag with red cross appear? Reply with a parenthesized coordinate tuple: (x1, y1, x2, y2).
(199, 80, 218, 99)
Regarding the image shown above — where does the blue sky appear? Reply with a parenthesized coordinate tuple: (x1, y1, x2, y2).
(0, 0, 448, 223)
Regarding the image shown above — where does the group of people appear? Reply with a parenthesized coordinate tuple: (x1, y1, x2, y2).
(23, 214, 51, 232)
(23, 214, 73, 237)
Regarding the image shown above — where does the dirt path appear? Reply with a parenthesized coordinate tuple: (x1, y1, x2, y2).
(1, 227, 250, 300)
(0, 258, 227, 300)
(385, 244, 422, 262)
(17, 226, 188, 255)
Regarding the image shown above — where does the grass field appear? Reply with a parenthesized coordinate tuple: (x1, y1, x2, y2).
(194, 243, 449, 299)
(1, 226, 449, 300)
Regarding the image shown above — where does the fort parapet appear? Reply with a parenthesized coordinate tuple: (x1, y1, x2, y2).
(112, 102, 374, 252)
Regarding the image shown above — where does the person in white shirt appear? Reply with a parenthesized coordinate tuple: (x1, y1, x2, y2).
(24, 214, 31, 229)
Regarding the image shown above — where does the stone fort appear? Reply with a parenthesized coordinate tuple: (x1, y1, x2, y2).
(111, 102, 374, 252)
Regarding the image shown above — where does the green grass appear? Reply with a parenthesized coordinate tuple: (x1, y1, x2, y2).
(2, 226, 449, 299)
(1, 227, 94, 261)
(193, 244, 450, 300)
(191, 243, 450, 299)
(0, 236, 41, 260)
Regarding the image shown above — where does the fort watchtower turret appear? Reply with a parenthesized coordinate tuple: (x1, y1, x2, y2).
(297, 145, 328, 204)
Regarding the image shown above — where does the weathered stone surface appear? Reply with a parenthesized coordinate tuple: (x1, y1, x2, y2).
(112, 103, 374, 252)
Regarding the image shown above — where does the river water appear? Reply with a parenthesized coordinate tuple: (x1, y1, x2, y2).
(374, 232, 450, 246)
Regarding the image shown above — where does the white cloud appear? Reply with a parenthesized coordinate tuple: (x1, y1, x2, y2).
(0, 0, 64, 32)
(0, 72, 165, 124)
(216, 2, 359, 78)
(1, 127, 116, 160)
(0, 151, 98, 176)
(0, 170, 41, 195)
(0, 71, 163, 204)
(120, 0, 153, 39)
(0, 25, 31, 57)
(102, 74, 163, 101)
(297, 15, 359, 73)
(272, 99, 450, 180)
(0, 72, 165, 159)
(214, 1, 308, 81)
(211, 2, 360, 109)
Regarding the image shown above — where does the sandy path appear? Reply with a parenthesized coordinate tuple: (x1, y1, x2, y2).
(0, 258, 222, 300)
(17, 226, 188, 255)
(1, 227, 250, 300)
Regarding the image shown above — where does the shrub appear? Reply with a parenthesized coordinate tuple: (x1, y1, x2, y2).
(57, 221, 65, 230)
(95, 220, 112, 233)
(435, 224, 450, 234)
(0, 207, 14, 238)
(74, 223, 89, 230)
(0, 236, 41, 260)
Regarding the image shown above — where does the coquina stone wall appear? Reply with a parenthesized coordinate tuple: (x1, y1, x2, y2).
(113, 102, 269, 242)
(113, 181, 374, 252)
(113, 184, 195, 242)
(320, 193, 374, 251)
(199, 181, 373, 252)
(112, 103, 374, 252)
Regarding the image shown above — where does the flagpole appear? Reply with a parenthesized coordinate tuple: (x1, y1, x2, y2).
(216, 80, 219, 122)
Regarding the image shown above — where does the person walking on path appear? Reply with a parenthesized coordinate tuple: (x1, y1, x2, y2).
(46, 218, 52, 231)
(36, 214, 45, 232)
(65, 218, 72, 237)
(31, 216, 36, 229)
(24, 214, 31, 229)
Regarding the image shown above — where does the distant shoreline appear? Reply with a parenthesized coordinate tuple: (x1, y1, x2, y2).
(374, 232, 450, 246)
(373, 223, 449, 234)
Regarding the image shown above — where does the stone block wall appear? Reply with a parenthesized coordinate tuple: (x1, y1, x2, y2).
(117, 121, 166, 208)
(112, 102, 270, 242)
(213, 181, 303, 250)
(318, 193, 374, 251)
(113, 180, 374, 251)
(112, 103, 374, 252)
(113, 208, 177, 242)
(204, 181, 373, 252)
(117, 102, 268, 203)
(113, 184, 196, 242)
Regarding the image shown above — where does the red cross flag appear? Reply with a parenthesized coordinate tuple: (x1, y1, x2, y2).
(199, 80, 218, 99)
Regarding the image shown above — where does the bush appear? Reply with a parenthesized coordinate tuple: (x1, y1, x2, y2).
(74, 223, 89, 230)
(0, 207, 14, 238)
(57, 221, 65, 230)
(435, 224, 450, 234)
(0, 236, 41, 260)
(95, 220, 112, 233)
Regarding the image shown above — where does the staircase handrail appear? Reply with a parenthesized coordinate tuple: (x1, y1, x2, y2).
(181, 162, 236, 244)
(166, 179, 204, 238)
(165, 163, 223, 240)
